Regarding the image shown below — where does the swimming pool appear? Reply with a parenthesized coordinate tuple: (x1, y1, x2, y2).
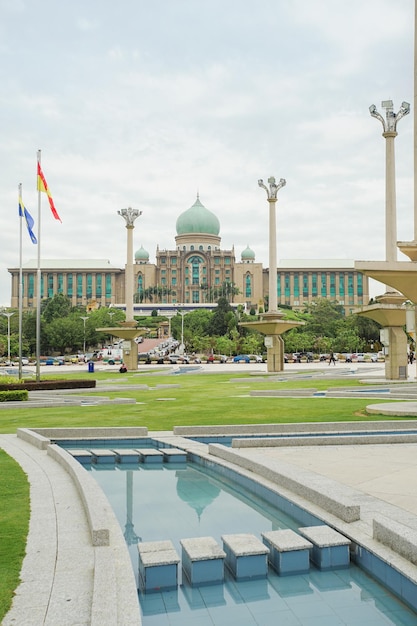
(87, 458, 417, 625)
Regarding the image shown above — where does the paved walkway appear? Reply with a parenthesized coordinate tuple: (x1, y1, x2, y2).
(0, 434, 94, 626)
(236, 442, 417, 519)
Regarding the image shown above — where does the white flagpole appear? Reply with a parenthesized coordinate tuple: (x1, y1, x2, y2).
(18, 183, 23, 380)
(36, 150, 42, 382)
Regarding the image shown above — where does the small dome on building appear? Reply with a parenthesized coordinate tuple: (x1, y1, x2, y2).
(135, 245, 149, 262)
(241, 245, 255, 261)
(176, 195, 220, 236)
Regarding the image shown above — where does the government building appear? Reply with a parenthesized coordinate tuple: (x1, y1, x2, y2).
(8, 195, 369, 315)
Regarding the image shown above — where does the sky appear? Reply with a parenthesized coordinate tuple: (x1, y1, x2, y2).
(0, 0, 415, 306)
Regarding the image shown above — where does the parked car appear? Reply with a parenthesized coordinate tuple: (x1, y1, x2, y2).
(233, 354, 250, 363)
(168, 354, 190, 364)
(369, 353, 379, 362)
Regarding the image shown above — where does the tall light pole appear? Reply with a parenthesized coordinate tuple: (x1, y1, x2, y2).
(258, 176, 286, 313)
(108, 310, 115, 345)
(80, 316, 88, 355)
(2, 312, 15, 364)
(369, 100, 410, 263)
(118, 207, 142, 323)
(178, 310, 186, 355)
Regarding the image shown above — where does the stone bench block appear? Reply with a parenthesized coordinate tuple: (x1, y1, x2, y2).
(162, 449, 187, 463)
(261, 529, 312, 576)
(112, 448, 141, 463)
(138, 540, 180, 592)
(136, 448, 164, 464)
(298, 525, 351, 570)
(180, 536, 226, 586)
(90, 449, 117, 464)
(221, 533, 269, 580)
(373, 514, 417, 565)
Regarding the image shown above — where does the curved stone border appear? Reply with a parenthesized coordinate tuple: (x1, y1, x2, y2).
(4, 430, 142, 625)
(208, 443, 360, 523)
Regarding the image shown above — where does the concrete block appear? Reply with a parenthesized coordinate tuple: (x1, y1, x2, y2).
(161, 449, 187, 463)
(298, 525, 351, 570)
(221, 533, 269, 580)
(136, 448, 164, 464)
(180, 536, 225, 585)
(262, 529, 312, 576)
(112, 448, 141, 463)
(138, 540, 180, 592)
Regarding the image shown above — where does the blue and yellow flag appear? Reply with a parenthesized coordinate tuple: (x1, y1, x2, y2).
(19, 195, 37, 244)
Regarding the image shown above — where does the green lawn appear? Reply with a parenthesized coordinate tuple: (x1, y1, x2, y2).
(0, 370, 405, 434)
(0, 369, 412, 622)
(0, 450, 30, 619)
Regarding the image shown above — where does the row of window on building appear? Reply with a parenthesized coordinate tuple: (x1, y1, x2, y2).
(22, 270, 362, 304)
(278, 272, 361, 298)
(25, 273, 114, 299)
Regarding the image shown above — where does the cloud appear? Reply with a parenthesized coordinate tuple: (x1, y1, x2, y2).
(0, 0, 414, 305)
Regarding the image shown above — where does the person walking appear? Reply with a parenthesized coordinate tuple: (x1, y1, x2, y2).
(329, 352, 336, 366)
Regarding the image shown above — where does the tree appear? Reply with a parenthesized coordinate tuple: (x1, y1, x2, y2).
(208, 297, 234, 336)
(42, 294, 73, 323)
(44, 317, 82, 354)
(303, 299, 344, 338)
(207, 282, 240, 303)
(171, 309, 212, 352)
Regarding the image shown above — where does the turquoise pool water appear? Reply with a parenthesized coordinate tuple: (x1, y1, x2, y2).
(89, 462, 417, 625)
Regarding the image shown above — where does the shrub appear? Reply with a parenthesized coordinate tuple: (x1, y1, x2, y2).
(0, 390, 28, 402)
(0, 379, 96, 392)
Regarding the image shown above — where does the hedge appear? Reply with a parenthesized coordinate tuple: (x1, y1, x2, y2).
(0, 379, 96, 392)
(0, 390, 28, 402)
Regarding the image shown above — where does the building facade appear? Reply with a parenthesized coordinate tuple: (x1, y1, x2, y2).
(8, 196, 368, 315)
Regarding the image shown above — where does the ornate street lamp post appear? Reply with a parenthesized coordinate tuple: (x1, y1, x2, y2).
(118, 207, 142, 323)
(258, 176, 286, 313)
(239, 175, 303, 372)
(369, 100, 410, 263)
(80, 316, 88, 355)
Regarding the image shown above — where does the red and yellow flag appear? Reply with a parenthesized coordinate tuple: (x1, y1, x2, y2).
(37, 162, 61, 222)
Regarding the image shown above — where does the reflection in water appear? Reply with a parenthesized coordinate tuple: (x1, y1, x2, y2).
(176, 468, 220, 521)
(123, 470, 140, 545)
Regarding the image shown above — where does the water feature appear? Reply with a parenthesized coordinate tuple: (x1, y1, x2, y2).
(88, 459, 417, 625)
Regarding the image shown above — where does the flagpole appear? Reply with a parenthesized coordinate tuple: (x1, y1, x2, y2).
(18, 183, 23, 380)
(36, 150, 42, 382)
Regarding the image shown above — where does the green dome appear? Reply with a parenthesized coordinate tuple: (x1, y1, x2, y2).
(241, 245, 255, 260)
(135, 245, 149, 261)
(176, 196, 220, 236)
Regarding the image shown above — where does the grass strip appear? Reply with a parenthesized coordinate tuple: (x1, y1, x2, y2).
(0, 449, 30, 621)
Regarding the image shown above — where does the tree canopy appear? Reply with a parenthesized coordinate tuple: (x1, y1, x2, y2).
(0, 295, 384, 359)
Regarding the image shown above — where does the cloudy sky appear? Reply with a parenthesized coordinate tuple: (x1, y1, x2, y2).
(0, 0, 414, 306)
